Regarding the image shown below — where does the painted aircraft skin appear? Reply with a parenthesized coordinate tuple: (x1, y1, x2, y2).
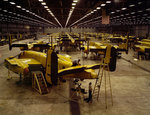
(82, 39, 128, 55)
(5, 33, 117, 85)
(59, 32, 85, 47)
(5, 50, 100, 84)
(134, 39, 150, 53)
(5, 51, 71, 73)
(9, 37, 56, 51)
(83, 41, 106, 55)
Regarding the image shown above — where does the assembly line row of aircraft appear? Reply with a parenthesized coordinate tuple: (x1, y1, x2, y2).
(5, 33, 117, 86)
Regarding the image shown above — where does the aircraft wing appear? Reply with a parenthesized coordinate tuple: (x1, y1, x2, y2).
(75, 39, 85, 42)
(82, 44, 107, 53)
(59, 69, 98, 79)
(134, 45, 150, 52)
(84, 64, 101, 69)
(33, 44, 51, 49)
(58, 64, 101, 79)
(5, 57, 42, 74)
(10, 44, 28, 50)
(58, 66, 86, 76)
(90, 47, 106, 52)
(66, 33, 75, 44)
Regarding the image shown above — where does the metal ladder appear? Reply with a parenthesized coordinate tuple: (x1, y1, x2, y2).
(93, 45, 113, 109)
(93, 64, 113, 109)
(92, 64, 103, 101)
(32, 71, 49, 94)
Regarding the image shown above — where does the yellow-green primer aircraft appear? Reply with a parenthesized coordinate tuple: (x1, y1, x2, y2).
(5, 38, 117, 85)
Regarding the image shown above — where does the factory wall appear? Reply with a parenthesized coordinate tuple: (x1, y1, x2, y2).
(0, 23, 28, 33)
(135, 25, 150, 38)
(1, 23, 149, 38)
(44, 27, 96, 33)
(97, 25, 150, 38)
(0, 23, 42, 34)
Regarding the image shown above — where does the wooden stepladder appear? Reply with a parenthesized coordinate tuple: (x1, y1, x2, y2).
(93, 45, 113, 109)
(32, 71, 49, 94)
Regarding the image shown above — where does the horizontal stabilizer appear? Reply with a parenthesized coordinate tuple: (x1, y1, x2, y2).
(90, 48, 106, 52)
(33, 44, 51, 48)
(58, 66, 85, 76)
(10, 44, 28, 50)
(58, 64, 103, 76)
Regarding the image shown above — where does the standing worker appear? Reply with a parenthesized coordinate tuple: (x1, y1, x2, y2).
(87, 82, 92, 103)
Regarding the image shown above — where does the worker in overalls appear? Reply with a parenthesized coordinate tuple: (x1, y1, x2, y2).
(72, 59, 80, 66)
(87, 82, 92, 103)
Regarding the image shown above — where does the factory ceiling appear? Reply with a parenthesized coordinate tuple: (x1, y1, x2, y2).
(0, 0, 150, 28)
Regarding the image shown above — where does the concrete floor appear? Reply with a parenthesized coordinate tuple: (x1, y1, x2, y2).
(0, 37, 150, 115)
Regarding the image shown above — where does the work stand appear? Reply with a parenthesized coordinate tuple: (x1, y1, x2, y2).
(32, 71, 49, 95)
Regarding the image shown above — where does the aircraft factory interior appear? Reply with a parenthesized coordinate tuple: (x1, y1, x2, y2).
(0, 0, 150, 114)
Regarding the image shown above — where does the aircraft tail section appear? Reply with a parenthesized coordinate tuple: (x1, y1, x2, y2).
(45, 50, 58, 85)
(8, 34, 12, 50)
(109, 46, 117, 71)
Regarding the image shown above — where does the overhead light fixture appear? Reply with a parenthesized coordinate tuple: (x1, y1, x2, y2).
(96, 7, 101, 10)
(44, 6, 48, 9)
(111, 12, 115, 14)
(131, 12, 135, 14)
(138, 2, 142, 4)
(3, 10, 7, 12)
(106, 1, 111, 3)
(16, 6, 21, 8)
(72, 3, 76, 6)
(86, 13, 90, 16)
(26, 10, 29, 12)
(31, 12, 35, 15)
(138, 10, 142, 13)
(129, 4, 135, 7)
(3, 0, 8, 1)
(73, 0, 78, 3)
(39, 0, 43, 2)
(146, 8, 150, 11)
(91, 11, 94, 13)
(93, 9, 97, 12)
(41, 2, 46, 5)
(9, 2, 15, 5)
(72, 7, 75, 9)
(121, 8, 127, 10)
(48, 10, 52, 13)
(116, 10, 120, 12)
(22, 8, 26, 10)
(101, 4, 106, 6)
